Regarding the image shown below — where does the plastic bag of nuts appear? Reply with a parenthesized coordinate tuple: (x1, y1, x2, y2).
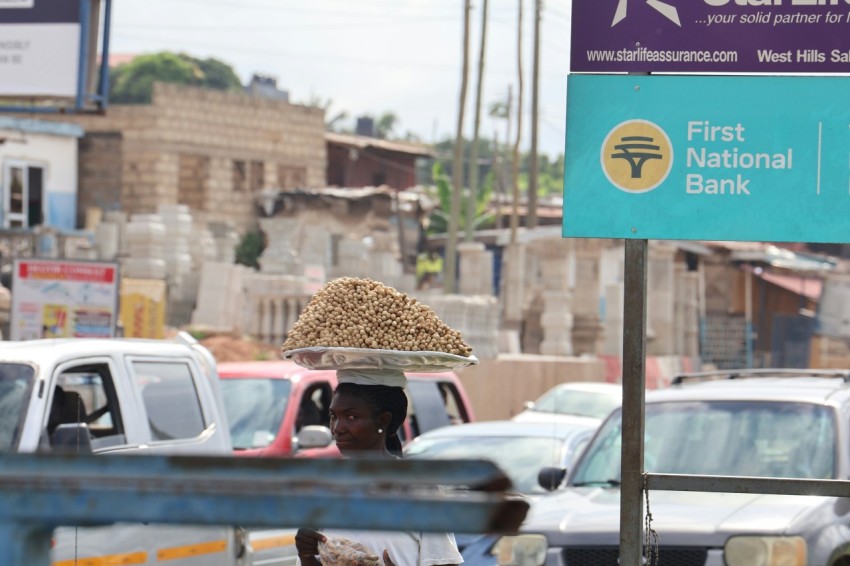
(318, 536, 382, 566)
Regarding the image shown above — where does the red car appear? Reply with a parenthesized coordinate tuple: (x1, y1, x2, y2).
(217, 360, 475, 457)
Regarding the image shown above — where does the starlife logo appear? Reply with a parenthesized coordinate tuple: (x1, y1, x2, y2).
(601, 120, 673, 193)
(612, 0, 681, 26)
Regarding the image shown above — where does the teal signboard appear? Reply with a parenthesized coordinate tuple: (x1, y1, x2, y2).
(563, 74, 850, 242)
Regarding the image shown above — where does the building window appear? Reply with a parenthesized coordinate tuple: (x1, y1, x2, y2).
(250, 161, 265, 192)
(2, 161, 44, 228)
(233, 160, 246, 192)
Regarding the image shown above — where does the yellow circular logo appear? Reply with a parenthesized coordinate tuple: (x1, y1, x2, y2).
(601, 120, 673, 193)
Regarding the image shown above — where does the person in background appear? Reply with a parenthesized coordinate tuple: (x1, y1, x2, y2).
(295, 370, 463, 566)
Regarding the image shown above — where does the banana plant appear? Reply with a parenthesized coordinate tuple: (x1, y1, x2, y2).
(427, 162, 494, 235)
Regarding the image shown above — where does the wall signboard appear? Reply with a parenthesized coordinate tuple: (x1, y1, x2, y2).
(571, 0, 850, 73)
(562, 74, 850, 243)
(0, 0, 82, 97)
(11, 259, 119, 340)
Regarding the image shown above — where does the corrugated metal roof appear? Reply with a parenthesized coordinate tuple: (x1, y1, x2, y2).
(326, 131, 434, 157)
(757, 271, 822, 300)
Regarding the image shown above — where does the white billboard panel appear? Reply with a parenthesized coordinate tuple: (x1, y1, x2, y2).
(0, 25, 80, 96)
(0, 0, 81, 98)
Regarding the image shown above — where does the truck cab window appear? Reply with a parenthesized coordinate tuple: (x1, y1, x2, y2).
(132, 361, 205, 441)
(49, 366, 125, 451)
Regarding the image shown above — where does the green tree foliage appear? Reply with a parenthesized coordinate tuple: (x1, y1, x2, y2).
(426, 162, 494, 235)
(234, 230, 267, 270)
(110, 52, 242, 104)
(430, 136, 564, 198)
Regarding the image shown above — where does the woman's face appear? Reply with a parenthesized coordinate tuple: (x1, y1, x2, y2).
(328, 389, 389, 455)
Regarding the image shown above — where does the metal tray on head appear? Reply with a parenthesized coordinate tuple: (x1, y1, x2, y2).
(282, 346, 479, 373)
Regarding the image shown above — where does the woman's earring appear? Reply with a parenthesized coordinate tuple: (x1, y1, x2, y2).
(378, 428, 383, 434)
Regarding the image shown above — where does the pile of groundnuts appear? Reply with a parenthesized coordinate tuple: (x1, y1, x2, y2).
(280, 277, 473, 357)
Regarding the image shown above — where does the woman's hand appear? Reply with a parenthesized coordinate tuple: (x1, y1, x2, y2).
(295, 528, 326, 564)
(382, 549, 396, 566)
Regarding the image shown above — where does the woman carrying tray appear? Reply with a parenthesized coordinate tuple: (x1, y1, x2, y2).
(284, 277, 476, 566)
(293, 369, 464, 566)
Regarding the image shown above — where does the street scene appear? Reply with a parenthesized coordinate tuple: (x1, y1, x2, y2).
(2, 0, 850, 565)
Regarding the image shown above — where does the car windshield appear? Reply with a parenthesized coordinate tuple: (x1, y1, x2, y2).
(572, 400, 836, 485)
(406, 434, 567, 495)
(0, 363, 36, 452)
(219, 378, 291, 450)
(532, 388, 620, 419)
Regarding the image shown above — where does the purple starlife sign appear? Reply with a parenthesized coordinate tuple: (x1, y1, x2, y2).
(571, 0, 850, 73)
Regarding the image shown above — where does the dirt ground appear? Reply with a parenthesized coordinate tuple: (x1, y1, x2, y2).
(198, 334, 281, 363)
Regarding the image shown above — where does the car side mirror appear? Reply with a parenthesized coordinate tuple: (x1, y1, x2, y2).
(524, 401, 535, 410)
(538, 466, 567, 491)
(51, 423, 93, 454)
(295, 425, 333, 450)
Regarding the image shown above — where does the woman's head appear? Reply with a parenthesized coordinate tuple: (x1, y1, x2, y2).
(329, 382, 408, 457)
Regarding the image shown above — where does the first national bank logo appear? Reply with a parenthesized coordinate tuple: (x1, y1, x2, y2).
(601, 119, 673, 193)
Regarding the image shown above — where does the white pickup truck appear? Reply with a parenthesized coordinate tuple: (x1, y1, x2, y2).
(0, 333, 294, 566)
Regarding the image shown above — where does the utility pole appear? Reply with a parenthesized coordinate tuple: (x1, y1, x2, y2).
(528, 0, 541, 229)
(465, 0, 489, 243)
(510, 0, 524, 245)
(445, 0, 472, 293)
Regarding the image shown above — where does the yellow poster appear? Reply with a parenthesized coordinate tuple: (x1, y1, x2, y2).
(42, 304, 70, 337)
(119, 279, 167, 339)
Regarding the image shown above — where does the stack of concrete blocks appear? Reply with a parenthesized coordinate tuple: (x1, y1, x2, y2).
(571, 239, 605, 356)
(463, 295, 501, 360)
(258, 218, 303, 275)
(121, 214, 167, 281)
(100, 210, 129, 258)
(368, 232, 415, 293)
(535, 238, 575, 357)
(600, 243, 625, 356)
(241, 272, 311, 345)
(674, 263, 701, 357)
(500, 243, 526, 323)
(190, 262, 249, 331)
(157, 204, 193, 290)
(208, 221, 241, 265)
(647, 242, 677, 356)
(334, 236, 371, 279)
(300, 227, 329, 270)
(94, 215, 120, 262)
(417, 294, 500, 360)
(458, 241, 494, 296)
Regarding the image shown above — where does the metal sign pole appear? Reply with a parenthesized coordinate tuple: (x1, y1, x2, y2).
(619, 239, 648, 565)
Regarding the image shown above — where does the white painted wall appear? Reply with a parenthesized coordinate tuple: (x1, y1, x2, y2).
(0, 122, 80, 229)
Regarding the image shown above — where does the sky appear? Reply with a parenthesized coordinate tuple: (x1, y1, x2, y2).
(108, 0, 573, 158)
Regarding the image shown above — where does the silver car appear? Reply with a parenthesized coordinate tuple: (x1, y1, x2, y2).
(466, 369, 850, 566)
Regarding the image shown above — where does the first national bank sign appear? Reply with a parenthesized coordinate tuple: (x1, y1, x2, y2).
(562, 74, 850, 243)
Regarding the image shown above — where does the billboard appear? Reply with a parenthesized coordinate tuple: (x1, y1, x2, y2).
(11, 259, 119, 340)
(562, 74, 850, 243)
(571, 0, 850, 73)
(0, 0, 83, 97)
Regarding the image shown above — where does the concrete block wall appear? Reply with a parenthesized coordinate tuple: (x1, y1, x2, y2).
(47, 83, 326, 233)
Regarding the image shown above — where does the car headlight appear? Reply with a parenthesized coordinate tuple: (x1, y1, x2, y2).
(490, 534, 548, 566)
(725, 535, 806, 566)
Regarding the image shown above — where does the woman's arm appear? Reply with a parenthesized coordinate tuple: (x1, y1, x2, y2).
(295, 528, 326, 565)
